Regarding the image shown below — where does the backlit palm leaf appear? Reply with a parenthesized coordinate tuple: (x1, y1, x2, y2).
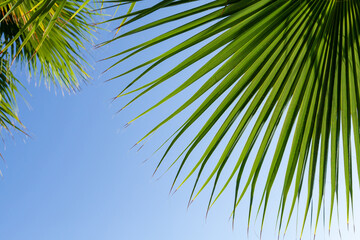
(0, 0, 93, 134)
(0, 57, 22, 137)
(103, 0, 360, 235)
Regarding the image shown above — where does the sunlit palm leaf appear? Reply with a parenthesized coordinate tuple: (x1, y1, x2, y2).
(104, 0, 360, 236)
(1, 0, 93, 90)
(0, 0, 93, 134)
(0, 57, 23, 136)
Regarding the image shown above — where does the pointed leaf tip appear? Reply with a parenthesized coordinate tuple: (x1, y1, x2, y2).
(152, 168, 158, 177)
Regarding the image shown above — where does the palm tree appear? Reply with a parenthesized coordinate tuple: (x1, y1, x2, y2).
(99, 0, 360, 237)
(0, 1, 92, 138)
(3, 0, 360, 238)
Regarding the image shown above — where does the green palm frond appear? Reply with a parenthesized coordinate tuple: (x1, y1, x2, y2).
(103, 0, 360, 236)
(0, 0, 94, 135)
(0, 57, 23, 136)
(1, 0, 93, 91)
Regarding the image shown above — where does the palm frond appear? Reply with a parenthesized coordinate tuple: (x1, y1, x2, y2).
(103, 0, 360, 236)
(0, 0, 95, 135)
(0, 57, 23, 136)
(1, 0, 94, 91)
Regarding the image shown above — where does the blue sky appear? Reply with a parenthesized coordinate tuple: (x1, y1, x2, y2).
(1, 1, 360, 240)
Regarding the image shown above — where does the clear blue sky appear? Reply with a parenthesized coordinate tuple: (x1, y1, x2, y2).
(0, 1, 359, 240)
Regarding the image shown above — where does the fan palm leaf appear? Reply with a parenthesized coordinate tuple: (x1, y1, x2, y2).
(102, 0, 360, 235)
